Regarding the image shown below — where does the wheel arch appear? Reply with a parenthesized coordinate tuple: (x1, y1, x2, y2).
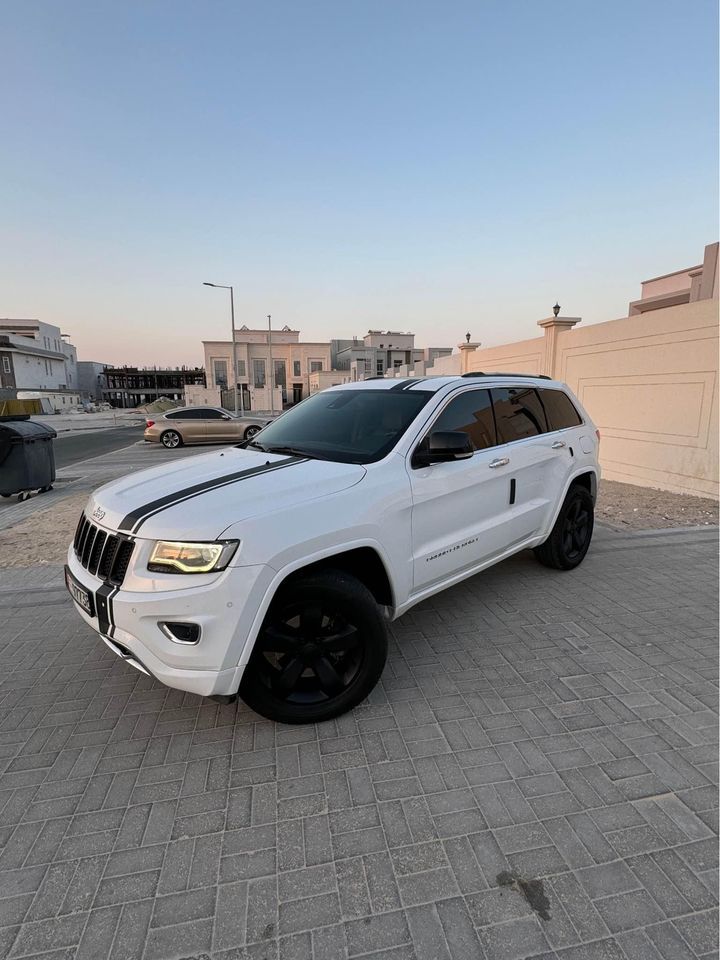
(238, 542, 396, 669)
(278, 546, 395, 609)
(540, 467, 598, 543)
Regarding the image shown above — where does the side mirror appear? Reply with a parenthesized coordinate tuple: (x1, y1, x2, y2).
(413, 430, 474, 467)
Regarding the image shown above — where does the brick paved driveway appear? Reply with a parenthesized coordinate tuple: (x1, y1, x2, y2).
(0, 526, 717, 960)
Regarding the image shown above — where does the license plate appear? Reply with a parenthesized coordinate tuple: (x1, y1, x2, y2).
(65, 566, 95, 617)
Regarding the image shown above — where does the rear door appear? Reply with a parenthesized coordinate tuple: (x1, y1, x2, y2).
(165, 409, 208, 443)
(409, 388, 518, 592)
(489, 385, 571, 534)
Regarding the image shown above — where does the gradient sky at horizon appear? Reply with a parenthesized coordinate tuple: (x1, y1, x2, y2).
(1, 0, 717, 367)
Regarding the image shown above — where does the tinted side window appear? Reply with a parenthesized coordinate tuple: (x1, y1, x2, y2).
(168, 409, 203, 420)
(539, 389, 583, 430)
(491, 387, 547, 442)
(203, 409, 226, 420)
(431, 389, 496, 450)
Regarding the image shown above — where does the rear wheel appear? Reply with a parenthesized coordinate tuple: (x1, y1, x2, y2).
(534, 485, 594, 570)
(240, 571, 388, 723)
(160, 430, 182, 449)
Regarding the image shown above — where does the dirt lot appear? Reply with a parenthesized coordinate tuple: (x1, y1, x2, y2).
(0, 479, 717, 570)
(597, 479, 719, 530)
(0, 491, 88, 567)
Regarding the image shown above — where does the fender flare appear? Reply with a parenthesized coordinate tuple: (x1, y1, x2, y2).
(540, 468, 598, 543)
(237, 538, 397, 667)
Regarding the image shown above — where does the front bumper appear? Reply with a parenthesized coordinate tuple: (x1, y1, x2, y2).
(65, 548, 270, 697)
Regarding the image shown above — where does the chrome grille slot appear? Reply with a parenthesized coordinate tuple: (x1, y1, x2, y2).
(73, 514, 134, 586)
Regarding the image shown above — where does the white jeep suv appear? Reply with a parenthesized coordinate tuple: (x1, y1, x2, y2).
(66, 374, 600, 724)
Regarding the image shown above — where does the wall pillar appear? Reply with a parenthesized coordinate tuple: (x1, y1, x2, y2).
(537, 316, 581, 378)
(458, 341, 481, 373)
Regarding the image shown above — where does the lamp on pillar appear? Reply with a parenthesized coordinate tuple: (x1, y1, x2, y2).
(538, 305, 581, 378)
(458, 333, 481, 373)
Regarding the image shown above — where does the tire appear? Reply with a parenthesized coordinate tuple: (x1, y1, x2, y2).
(160, 430, 182, 449)
(240, 571, 388, 724)
(534, 485, 594, 570)
(244, 424, 261, 440)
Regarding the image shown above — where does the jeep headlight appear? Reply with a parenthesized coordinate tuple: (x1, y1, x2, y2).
(148, 540, 239, 574)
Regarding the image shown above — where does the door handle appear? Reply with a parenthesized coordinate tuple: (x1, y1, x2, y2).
(551, 440, 566, 449)
(489, 457, 510, 468)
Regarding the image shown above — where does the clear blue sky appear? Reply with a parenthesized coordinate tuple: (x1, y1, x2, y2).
(1, 0, 717, 366)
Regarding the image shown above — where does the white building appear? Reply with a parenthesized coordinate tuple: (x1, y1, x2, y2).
(333, 331, 453, 381)
(0, 318, 81, 409)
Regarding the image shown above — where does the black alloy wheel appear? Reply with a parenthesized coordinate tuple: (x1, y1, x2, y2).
(562, 497, 592, 562)
(534, 485, 594, 570)
(240, 571, 387, 723)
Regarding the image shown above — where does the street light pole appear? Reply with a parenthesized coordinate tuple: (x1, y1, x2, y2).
(203, 282, 242, 417)
(267, 314, 274, 416)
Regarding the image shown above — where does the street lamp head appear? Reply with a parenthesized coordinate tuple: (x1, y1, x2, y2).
(203, 282, 215, 287)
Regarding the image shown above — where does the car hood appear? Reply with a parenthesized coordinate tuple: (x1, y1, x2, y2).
(86, 449, 366, 540)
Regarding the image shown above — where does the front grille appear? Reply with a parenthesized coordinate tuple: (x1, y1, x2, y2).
(73, 515, 134, 585)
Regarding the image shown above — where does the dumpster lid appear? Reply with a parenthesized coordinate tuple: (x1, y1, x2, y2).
(0, 420, 57, 441)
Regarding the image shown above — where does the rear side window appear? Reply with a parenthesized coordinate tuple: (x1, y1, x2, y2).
(491, 387, 548, 442)
(539, 389, 583, 430)
(167, 409, 204, 420)
(431, 389, 496, 450)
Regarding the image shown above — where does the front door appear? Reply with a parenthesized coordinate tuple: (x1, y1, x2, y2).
(409, 388, 516, 592)
(292, 383, 303, 404)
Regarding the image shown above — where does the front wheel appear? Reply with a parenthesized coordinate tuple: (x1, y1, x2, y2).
(534, 485, 594, 570)
(244, 424, 261, 440)
(240, 571, 388, 723)
(160, 430, 182, 449)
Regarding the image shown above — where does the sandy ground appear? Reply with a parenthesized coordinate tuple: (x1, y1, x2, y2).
(0, 492, 88, 568)
(0, 479, 717, 570)
(597, 479, 719, 530)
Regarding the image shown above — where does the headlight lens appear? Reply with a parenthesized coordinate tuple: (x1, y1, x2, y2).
(148, 540, 239, 574)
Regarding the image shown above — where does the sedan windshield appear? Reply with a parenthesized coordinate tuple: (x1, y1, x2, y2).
(248, 389, 433, 464)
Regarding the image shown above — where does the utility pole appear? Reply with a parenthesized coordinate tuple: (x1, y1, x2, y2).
(203, 282, 240, 417)
(267, 314, 274, 416)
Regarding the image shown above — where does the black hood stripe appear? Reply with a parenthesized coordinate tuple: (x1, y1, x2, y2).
(119, 456, 307, 534)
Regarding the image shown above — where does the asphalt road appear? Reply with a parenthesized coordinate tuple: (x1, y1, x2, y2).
(53, 426, 143, 468)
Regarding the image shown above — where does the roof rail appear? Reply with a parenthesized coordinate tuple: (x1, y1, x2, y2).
(460, 372, 552, 380)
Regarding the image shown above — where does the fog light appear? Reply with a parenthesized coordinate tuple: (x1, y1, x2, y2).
(160, 621, 201, 645)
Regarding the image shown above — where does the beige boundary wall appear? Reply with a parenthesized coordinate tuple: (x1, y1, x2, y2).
(457, 295, 718, 499)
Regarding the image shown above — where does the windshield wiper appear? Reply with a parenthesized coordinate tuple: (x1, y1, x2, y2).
(262, 445, 332, 461)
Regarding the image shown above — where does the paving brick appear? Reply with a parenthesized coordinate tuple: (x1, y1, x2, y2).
(1, 534, 716, 960)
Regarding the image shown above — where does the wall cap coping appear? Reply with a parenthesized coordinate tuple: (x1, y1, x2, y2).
(537, 316, 582, 330)
(458, 341, 481, 350)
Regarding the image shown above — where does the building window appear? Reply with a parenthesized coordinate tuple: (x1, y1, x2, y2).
(2, 357, 9, 373)
(376, 358, 384, 376)
(213, 359, 228, 387)
(274, 360, 286, 387)
(236, 359, 246, 378)
(310, 360, 323, 373)
(253, 359, 266, 388)
(293, 360, 301, 377)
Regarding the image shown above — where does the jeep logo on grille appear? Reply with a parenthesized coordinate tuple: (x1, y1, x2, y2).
(92, 506, 105, 521)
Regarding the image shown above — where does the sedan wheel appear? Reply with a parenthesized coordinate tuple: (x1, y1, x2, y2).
(244, 425, 261, 440)
(161, 430, 182, 448)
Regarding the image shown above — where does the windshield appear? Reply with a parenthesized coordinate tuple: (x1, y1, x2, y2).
(249, 389, 433, 464)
